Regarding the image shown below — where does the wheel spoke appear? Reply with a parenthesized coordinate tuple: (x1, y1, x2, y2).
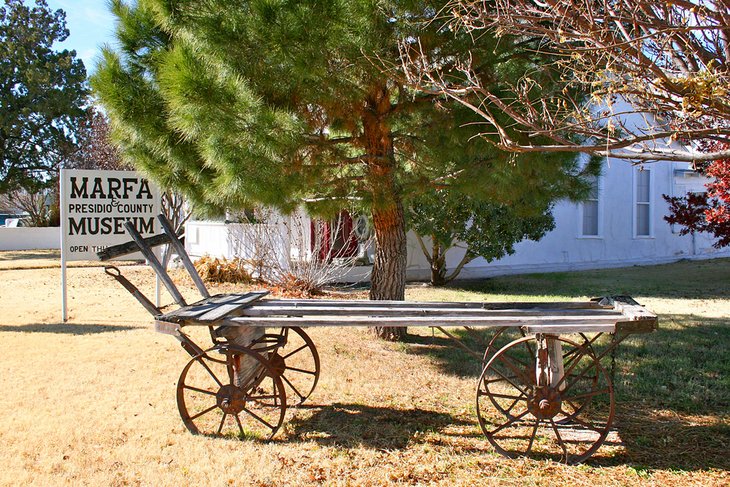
(498, 353, 532, 385)
(285, 365, 316, 375)
(488, 366, 529, 397)
(482, 375, 518, 385)
(282, 344, 309, 360)
(246, 394, 280, 401)
(563, 388, 609, 402)
(189, 404, 219, 421)
(549, 419, 569, 462)
(184, 385, 217, 396)
(523, 339, 535, 359)
(554, 343, 592, 390)
(241, 406, 275, 430)
(504, 396, 525, 416)
(234, 414, 245, 437)
(526, 420, 540, 456)
(217, 413, 227, 435)
(489, 409, 530, 436)
(560, 359, 599, 392)
(560, 409, 604, 433)
(196, 358, 224, 388)
(281, 374, 305, 401)
(486, 392, 528, 402)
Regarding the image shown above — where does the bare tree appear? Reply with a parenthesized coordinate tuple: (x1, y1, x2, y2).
(403, 0, 730, 163)
(227, 209, 371, 296)
(0, 189, 51, 226)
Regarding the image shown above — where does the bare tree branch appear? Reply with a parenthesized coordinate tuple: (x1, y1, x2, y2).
(402, 0, 730, 163)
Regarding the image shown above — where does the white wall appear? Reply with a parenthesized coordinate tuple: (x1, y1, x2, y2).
(405, 158, 730, 280)
(0, 227, 60, 250)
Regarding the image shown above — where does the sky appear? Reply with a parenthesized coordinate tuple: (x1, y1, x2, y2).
(46, 0, 117, 73)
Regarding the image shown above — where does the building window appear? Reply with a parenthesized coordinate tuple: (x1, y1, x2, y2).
(581, 174, 600, 236)
(635, 169, 651, 237)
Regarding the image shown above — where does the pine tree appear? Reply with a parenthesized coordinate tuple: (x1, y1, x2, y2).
(93, 0, 593, 340)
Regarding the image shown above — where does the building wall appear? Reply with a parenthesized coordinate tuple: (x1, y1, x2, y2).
(405, 158, 730, 280)
(0, 227, 60, 250)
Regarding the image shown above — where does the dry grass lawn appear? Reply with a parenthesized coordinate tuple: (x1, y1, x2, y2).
(0, 253, 727, 486)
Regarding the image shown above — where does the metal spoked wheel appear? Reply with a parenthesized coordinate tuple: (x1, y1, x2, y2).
(267, 327, 320, 405)
(177, 345, 287, 440)
(476, 335, 614, 464)
(482, 329, 599, 424)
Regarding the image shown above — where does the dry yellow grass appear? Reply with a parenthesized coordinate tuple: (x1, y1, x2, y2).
(0, 254, 727, 486)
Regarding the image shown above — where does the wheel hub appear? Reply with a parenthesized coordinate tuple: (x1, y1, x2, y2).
(528, 387, 562, 419)
(216, 384, 245, 414)
(268, 352, 286, 377)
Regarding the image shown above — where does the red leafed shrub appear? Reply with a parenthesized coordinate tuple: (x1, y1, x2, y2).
(664, 143, 730, 248)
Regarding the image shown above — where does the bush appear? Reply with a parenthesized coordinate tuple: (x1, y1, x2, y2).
(194, 255, 253, 284)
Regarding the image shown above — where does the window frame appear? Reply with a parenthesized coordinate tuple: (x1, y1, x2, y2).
(633, 168, 653, 238)
(578, 172, 602, 238)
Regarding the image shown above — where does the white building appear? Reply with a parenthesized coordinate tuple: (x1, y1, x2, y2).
(405, 158, 729, 280)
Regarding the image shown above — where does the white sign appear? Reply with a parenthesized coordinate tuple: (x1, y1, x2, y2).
(60, 169, 161, 261)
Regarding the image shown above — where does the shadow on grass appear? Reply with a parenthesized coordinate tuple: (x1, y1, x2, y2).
(401, 314, 730, 470)
(288, 402, 472, 450)
(443, 258, 730, 300)
(0, 249, 59, 261)
(0, 323, 137, 335)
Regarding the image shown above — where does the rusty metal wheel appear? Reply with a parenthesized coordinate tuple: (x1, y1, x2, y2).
(177, 345, 287, 440)
(482, 329, 598, 424)
(268, 327, 320, 405)
(476, 335, 614, 464)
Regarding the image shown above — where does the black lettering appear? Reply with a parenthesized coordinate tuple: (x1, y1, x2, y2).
(137, 179, 153, 199)
(69, 177, 88, 199)
(108, 178, 122, 199)
(122, 178, 136, 199)
(101, 217, 112, 235)
(69, 217, 86, 235)
(114, 217, 126, 235)
(87, 217, 100, 235)
(90, 178, 106, 199)
(138, 217, 154, 234)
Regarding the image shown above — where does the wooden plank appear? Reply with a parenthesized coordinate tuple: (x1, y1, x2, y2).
(238, 305, 622, 318)
(158, 291, 269, 323)
(522, 323, 617, 334)
(157, 214, 210, 299)
(97, 233, 174, 261)
(154, 320, 181, 336)
(124, 221, 187, 307)
(254, 299, 605, 310)
(222, 314, 622, 328)
(197, 291, 269, 322)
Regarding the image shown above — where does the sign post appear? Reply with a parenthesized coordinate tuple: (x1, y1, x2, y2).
(60, 169, 161, 321)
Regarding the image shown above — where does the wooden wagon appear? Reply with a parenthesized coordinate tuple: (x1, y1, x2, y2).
(100, 215, 658, 464)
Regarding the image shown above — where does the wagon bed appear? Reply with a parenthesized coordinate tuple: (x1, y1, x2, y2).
(101, 214, 658, 464)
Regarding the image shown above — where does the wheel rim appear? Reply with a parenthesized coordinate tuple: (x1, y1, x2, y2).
(272, 327, 320, 405)
(476, 335, 614, 464)
(177, 345, 287, 440)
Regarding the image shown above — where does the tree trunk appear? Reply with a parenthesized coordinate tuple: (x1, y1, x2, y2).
(370, 202, 408, 340)
(363, 83, 407, 341)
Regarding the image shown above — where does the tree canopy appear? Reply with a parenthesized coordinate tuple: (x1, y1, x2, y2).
(93, 0, 594, 338)
(408, 188, 556, 285)
(0, 0, 88, 193)
(412, 0, 730, 163)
